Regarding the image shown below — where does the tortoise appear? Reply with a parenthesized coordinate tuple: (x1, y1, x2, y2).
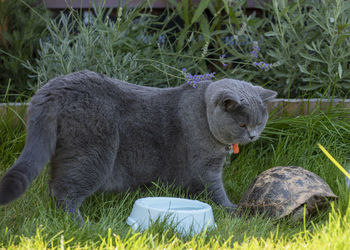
(238, 166, 337, 220)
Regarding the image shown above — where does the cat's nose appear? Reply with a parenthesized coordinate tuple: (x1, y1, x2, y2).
(248, 129, 258, 140)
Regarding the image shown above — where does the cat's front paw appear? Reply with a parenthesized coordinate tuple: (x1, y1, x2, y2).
(224, 203, 238, 214)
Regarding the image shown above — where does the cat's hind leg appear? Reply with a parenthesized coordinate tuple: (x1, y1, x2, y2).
(48, 146, 117, 224)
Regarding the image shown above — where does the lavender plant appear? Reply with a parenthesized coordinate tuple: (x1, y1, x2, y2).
(25, 6, 198, 89)
(22, 0, 350, 98)
(0, 0, 49, 100)
(249, 0, 350, 97)
(207, 0, 350, 98)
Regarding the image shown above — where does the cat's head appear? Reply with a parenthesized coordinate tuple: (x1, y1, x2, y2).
(205, 79, 277, 145)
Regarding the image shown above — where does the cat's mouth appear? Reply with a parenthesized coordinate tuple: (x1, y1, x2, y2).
(233, 138, 257, 145)
(232, 138, 246, 144)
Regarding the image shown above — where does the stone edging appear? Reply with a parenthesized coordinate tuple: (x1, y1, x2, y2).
(0, 99, 349, 121)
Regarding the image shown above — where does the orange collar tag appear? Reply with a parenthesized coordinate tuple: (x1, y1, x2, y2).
(233, 143, 239, 154)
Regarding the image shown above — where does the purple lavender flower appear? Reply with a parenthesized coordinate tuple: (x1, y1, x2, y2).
(220, 54, 228, 67)
(250, 41, 260, 58)
(224, 36, 237, 47)
(250, 50, 258, 58)
(253, 61, 273, 71)
(158, 34, 166, 44)
(252, 45, 260, 52)
(182, 69, 216, 88)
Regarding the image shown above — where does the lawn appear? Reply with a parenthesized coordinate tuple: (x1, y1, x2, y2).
(0, 106, 349, 249)
(1, 0, 350, 248)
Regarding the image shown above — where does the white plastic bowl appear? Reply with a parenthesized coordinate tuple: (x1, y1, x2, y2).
(126, 197, 216, 235)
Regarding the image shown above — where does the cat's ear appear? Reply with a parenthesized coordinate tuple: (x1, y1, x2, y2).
(255, 86, 277, 102)
(219, 92, 241, 112)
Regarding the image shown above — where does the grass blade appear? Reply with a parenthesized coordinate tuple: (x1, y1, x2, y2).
(318, 143, 350, 179)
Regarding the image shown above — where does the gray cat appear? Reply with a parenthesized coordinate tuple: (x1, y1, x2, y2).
(0, 70, 276, 221)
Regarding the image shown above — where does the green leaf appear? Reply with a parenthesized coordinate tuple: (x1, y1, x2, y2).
(335, 34, 348, 46)
(191, 0, 210, 25)
(176, 27, 189, 52)
(298, 84, 324, 91)
(338, 82, 350, 89)
(299, 53, 325, 63)
(183, 0, 190, 27)
(338, 63, 343, 79)
(288, 1, 299, 13)
(264, 31, 277, 37)
(305, 44, 315, 52)
(280, 6, 290, 18)
(309, 14, 327, 31)
(198, 15, 210, 40)
(297, 64, 309, 74)
(209, 15, 221, 32)
(337, 23, 350, 33)
(207, 1, 216, 16)
(223, 1, 239, 28)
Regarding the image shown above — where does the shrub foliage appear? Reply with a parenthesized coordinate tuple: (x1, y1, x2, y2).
(0, 0, 49, 99)
(1, 0, 350, 98)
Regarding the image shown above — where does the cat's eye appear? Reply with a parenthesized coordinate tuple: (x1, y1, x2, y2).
(239, 124, 246, 128)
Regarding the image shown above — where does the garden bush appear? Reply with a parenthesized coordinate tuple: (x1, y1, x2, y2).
(24, 0, 350, 98)
(24, 1, 262, 90)
(26, 0, 247, 91)
(0, 0, 50, 100)
(234, 0, 350, 98)
(0, 0, 349, 99)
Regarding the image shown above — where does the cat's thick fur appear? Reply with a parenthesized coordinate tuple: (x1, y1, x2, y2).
(0, 70, 276, 220)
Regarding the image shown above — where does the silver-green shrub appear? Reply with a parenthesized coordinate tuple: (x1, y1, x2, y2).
(25, 0, 350, 98)
(229, 0, 350, 98)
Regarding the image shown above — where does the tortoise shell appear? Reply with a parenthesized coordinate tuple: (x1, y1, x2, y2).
(238, 166, 337, 219)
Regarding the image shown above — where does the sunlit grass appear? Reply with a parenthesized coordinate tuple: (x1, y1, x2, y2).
(0, 106, 349, 248)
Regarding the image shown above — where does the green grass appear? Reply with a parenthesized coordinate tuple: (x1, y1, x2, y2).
(0, 107, 349, 249)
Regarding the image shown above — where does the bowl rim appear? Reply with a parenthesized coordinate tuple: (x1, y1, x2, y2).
(134, 196, 212, 213)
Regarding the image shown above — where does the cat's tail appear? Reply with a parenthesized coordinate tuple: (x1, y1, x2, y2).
(0, 99, 57, 205)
